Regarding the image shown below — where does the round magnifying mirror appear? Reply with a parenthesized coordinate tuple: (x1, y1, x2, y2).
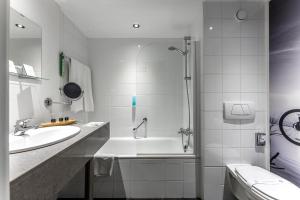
(61, 82, 83, 101)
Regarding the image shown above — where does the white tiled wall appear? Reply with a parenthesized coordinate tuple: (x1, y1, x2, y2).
(202, 1, 268, 200)
(93, 158, 200, 199)
(88, 38, 190, 138)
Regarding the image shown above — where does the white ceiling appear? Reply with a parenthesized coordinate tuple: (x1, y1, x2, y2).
(10, 8, 42, 39)
(55, 0, 203, 38)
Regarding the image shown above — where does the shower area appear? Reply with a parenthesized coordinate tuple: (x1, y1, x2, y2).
(88, 37, 198, 157)
(131, 37, 196, 155)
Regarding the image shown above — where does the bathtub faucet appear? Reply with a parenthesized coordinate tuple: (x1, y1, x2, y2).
(178, 128, 192, 136)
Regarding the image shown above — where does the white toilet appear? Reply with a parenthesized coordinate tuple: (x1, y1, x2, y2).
(226, 164, 300, 200)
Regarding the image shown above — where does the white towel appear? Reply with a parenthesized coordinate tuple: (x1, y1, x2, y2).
(94, 154, 115, 176)
(69, 58, 94, 112)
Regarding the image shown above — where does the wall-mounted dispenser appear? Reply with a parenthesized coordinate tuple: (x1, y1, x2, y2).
(223, 101, 255, 120)
(256, 132, 266, 146)
(132, 96, 136, 122)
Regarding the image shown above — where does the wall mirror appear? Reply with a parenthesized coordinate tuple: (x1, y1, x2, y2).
(9, 8, 42, 79)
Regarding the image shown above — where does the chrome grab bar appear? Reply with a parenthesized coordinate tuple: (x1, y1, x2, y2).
(133, 118, 147, 132)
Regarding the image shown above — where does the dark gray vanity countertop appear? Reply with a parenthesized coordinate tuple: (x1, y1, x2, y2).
(9, 122, 109, 182)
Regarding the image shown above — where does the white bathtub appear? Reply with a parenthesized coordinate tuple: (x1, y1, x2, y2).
(95, 137, 194, 158)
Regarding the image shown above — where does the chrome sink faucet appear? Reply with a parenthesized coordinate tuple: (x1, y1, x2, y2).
(14, 118, 38, 136)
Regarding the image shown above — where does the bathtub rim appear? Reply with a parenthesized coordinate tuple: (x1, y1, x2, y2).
(95, 136, 196, 159)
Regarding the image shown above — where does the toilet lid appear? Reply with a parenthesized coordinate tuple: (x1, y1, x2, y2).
(235, 166, 280, 187)
(251, 180, 300, 200)
(234, 165, 300, 200)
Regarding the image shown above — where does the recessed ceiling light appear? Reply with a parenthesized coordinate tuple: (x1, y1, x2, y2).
(15, 24, 25, 29)
(209, 26, 213, 30)
(133, 23, 140, 29)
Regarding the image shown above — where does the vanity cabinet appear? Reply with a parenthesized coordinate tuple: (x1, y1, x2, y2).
(10, 123, 109, 200)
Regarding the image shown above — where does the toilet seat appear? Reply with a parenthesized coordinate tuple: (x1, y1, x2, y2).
(251, 180, 300, 200)
(231, 165, 300, 200)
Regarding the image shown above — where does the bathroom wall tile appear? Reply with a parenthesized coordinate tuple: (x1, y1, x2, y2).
(258, 56, 267, 74)
(257, 20, 266, 37)
(204, 111, 223, 130)
(204, 2, 222, 19)
(222, 130, 241, 148)
(241, 2, 265, 20)
(109, 126, 133, 137)
(241, 74, 258, 92)
(204, 132, 222, 148)
(223, 74, 240, 93)
(258, 38, 266, 55)
(241, 93, 257, 110)
(165, 181, 184, 198)
(111, 95, 132, 107)
(241, 111, 266, 131)
(222, 20, 240, 37)
(241, 38, 258, 55)
(256, 152, 266, 168)
(222, 119, 241, 130)
(112, 65, 136, 84)
(255, 112, 267, 130)
(257, 93, 267, 111)
(240, 148, 257, 165)
(204, 38, 222, 55)
(223, 92, 241, 102)
(204, 75, 223, 93)
(205, 19, 222, 38)
(204, 148, 223, 166)
(223, 148, 241, 166)
(204, 56, 222, 74)
(203, 2, 267, 200)
(110, 83, 136, 95)
(258, 74, 267, 92)
(204, 93, 223, 111)
(203, 167, 223, 185)
(222, 38, 241, 55)
(241, 56, 258, 74)
(204, 183, 223, 200)
(110, 107, 132, 127)
(222, 2, 241, 19)
(241, 20, 259, 37)
(222, 56, 240, 74)
(241, 130, 256, 148)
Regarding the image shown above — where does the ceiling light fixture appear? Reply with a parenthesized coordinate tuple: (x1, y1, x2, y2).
(15, 24, 25, 29)
(133, 23, 140, 29)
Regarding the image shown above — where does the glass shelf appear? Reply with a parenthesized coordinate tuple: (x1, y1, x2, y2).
(9, 72, 49, 81)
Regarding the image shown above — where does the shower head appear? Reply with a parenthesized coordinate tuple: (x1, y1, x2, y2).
(168, 46, 187, 56)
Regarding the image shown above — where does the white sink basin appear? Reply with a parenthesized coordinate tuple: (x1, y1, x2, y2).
(9, 126, 81, 154)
